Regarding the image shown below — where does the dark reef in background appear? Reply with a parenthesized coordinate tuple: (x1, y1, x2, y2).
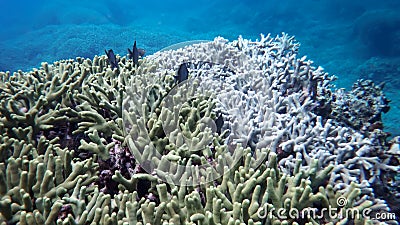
(353, 9, 400, 57)
(355, 57, 400, 89)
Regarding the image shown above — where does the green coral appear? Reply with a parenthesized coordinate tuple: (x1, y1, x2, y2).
(0, 137, 97, 224)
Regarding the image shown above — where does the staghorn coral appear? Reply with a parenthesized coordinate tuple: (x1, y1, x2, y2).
(0, 137, 98, 224)
(0, 34, 398, 224)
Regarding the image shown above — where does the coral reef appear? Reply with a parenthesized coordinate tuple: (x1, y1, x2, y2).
(330, 79, 390, 132)
(0, 34, 399, 224)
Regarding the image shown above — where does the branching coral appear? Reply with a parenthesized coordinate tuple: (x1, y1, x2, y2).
(0, 33, 398, 225)
(0, 137, 97, 224)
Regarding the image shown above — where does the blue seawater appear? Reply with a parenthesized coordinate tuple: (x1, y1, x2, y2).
(0, 0, 399, 135)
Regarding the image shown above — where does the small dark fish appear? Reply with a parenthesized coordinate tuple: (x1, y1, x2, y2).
(215, 114, 224, 134)
(128, 41, 145, 66)
(174, 62, 189, 84)
(128, 41, 139, 66)
(105, 49, 119, 70)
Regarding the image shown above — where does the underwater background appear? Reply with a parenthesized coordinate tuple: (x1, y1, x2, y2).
(1, 0, 399, 136)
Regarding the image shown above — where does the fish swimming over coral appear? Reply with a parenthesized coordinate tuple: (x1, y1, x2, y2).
(105, 49, 119, 70)
(174, 62, 189, 83)
(128, 40, 145, 66)
(215, 113, 224, 134)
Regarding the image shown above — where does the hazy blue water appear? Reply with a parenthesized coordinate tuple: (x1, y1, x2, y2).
(0, 0, 399, 135)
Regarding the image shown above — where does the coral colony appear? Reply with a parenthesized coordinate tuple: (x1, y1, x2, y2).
(0, 34, 399, 225)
